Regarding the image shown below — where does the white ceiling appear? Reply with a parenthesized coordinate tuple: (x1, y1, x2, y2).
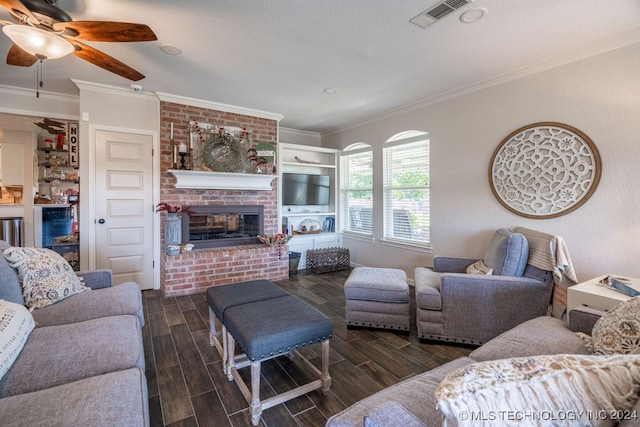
(1, 0, 640, 134)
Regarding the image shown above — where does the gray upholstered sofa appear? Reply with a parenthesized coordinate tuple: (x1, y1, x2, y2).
(0, 240, 148, 426)
(326, 307, 640, 427)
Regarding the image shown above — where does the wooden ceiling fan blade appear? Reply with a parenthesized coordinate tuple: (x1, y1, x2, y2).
(71, 41, 145, 81)
(7, 43, 37, 66)
(54, 21, 157, 42)
(0, 0, 38, 23)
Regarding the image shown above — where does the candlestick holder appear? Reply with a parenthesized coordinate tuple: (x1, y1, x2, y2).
(187, 147, 194, 170)
(179, 151, 188, 170)
(171, 139, 179, 169)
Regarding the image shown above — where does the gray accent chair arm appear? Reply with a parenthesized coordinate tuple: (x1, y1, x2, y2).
(438, 273, 553, 324)
(433, 256, 477, 273)
(76, 269, 113, 289)
(568, 306, 604, 335)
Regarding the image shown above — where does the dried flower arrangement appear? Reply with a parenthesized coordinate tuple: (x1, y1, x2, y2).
(155, 202, 194, 215)
(257, 233, 290, 259)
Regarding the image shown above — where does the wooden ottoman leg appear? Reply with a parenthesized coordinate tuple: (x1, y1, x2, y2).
(250, 361, 262, 426)
(222, 325, 229, 375)
(226, 332, 236, 381)
(208, 307, 218, 347)
(321, 339, 331, 394)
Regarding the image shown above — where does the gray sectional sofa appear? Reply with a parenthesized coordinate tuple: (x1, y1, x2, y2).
(326, 307, 640, 427)
(0, 240, 148, 426)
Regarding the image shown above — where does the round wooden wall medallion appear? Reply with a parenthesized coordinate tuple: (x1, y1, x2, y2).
(489, 122, 601, 219)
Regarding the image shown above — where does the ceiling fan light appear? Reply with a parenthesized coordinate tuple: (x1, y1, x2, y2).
(3, 25, 74, 59)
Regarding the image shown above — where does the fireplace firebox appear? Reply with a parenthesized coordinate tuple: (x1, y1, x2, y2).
(182, 205, 264, 249)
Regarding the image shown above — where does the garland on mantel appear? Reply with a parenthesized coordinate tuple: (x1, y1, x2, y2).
(192, 121, 248, 144)
(190, 120, 273, 174)
(191, 121, 252, 172)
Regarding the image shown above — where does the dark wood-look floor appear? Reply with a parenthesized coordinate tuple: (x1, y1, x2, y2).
(142, 270, 474, 427)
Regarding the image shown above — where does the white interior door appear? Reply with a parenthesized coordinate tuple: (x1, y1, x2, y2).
(94, 130, 154, 290)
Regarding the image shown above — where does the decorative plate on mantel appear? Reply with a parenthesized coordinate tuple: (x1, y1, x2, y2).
(489, 122, 601, 219)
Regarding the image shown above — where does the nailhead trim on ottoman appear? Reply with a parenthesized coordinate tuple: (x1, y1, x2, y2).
(345, 267, 410, 331)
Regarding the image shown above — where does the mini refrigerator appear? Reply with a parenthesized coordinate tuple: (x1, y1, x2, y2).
(34, 205, 79, 270)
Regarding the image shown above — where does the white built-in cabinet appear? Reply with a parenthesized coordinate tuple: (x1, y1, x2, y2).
(278, 143, 340, 270)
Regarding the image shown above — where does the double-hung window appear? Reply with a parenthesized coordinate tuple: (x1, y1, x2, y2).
(339, 143, 373, 235)
(383, 131, 430, 247)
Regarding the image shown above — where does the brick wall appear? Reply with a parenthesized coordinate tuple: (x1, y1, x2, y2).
(159, 101, 288, 297)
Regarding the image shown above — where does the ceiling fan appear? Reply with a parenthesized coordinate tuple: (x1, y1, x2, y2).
(0, 0, 157, 81)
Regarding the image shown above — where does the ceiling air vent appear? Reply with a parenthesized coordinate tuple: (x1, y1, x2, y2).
(410, 0, 474, 29)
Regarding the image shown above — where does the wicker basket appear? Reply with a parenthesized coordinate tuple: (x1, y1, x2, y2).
(306, 247, 350, 274)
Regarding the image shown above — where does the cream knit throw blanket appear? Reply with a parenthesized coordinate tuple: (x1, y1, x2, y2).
(436, 354, 640, 427)
(513, 227, 577, 318)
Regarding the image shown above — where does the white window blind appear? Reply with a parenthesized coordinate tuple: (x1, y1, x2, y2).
(383, 132, 430, 246)
(340, 143, 373, 235)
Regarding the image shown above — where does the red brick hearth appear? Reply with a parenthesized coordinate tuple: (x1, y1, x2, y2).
(161, 245, 288, 296)
(159, 101, 288, 297)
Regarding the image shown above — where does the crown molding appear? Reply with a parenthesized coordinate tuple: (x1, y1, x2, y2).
(156, 92, 284, 122)
(0, 84, 79, 103)
(0, 85, 79, 121)
(280, 127, 321, 138)
(322, 29, 640, 137)
(72, 79, 158, 101)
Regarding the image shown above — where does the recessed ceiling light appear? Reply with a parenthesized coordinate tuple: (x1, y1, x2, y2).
(323, 88, 339, 94)
(160, 44, 182, 55)
(460, 7, 487, 24)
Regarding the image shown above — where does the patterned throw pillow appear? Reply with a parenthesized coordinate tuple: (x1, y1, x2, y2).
(586, 297, 640, 355)
(0, 299, 35, 380)
(465, 260, 493, 275)
(2, 247, 89, 310)
(436, 354, 640, 427)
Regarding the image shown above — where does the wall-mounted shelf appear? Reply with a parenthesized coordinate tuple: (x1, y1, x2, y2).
(169, 169, 276, 191)
(36, 132, 79, 202)
(281, 161, 336, 169)
(282, 211, 337, 218)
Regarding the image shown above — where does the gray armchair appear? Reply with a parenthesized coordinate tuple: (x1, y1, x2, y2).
(414, 228, 555, 345)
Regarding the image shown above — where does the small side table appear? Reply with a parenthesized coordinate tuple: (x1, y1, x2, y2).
(567, 274, 640, 321)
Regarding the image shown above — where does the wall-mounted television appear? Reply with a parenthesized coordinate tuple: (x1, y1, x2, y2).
(282, 173, 330, 205)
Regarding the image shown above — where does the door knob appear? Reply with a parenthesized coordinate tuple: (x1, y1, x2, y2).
(98, 218, 105, 224)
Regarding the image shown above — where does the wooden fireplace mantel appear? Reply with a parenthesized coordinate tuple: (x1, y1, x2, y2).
(168, 170, 276, 191)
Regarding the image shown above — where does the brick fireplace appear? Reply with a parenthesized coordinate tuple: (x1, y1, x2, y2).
(159, 100, 288, 297)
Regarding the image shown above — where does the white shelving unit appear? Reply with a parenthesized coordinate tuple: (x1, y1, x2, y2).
(278, 143, 340, 270)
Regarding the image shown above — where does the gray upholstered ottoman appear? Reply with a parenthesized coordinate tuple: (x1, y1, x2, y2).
(207, 280, 333, 426)
(224, 295, 333, 426)
(206, 280, 289, 375)
(344, 267, 410, 331)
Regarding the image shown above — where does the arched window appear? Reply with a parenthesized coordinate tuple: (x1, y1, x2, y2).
(383, 131, 430, 246)
(339, 142, 373, 235)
